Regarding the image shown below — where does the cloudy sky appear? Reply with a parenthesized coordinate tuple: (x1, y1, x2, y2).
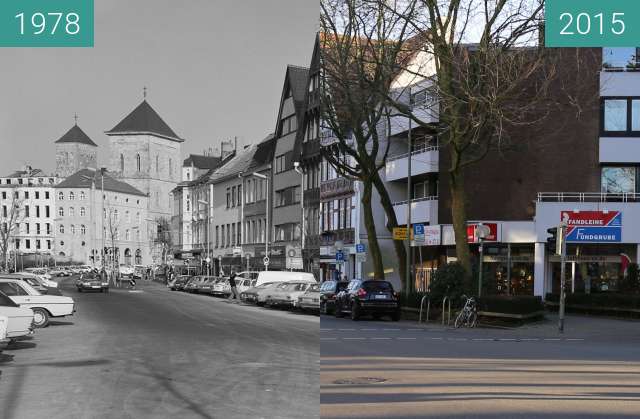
(0, 0, 318, 174)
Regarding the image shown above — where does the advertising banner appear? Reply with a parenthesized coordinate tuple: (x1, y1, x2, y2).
(467, 223, 498, 243)
(562, 211, 622, 242)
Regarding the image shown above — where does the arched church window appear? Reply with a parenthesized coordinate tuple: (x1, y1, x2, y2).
(136, 154, 141, 172)
(120, 154, 124, 172)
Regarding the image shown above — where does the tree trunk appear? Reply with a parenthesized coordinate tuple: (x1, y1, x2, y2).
(371, 171, 408, 289)
(361, 180, 385, 280)
(450, 162, 472, 278)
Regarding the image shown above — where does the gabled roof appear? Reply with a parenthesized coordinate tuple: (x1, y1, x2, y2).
(182, 154, 222, 170)
(56, 168, 146, 197)
(208, 145, 258, 184)
(55, 124, 97, 147)
(106, 100, 184, 142)
(274, 65, 310, 137)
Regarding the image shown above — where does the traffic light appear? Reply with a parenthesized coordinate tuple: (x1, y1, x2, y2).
(546, 227, 557, 255)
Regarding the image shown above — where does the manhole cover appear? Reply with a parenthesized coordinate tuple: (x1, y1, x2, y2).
(332, 377, 387, 385)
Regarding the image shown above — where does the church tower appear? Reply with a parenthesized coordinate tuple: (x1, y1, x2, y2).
(55, 123, 98, 178)
(105, 98, 183, 227)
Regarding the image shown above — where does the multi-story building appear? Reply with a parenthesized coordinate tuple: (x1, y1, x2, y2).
(240, 134, 275, 272)
(209, 145, 256, 274)
(55, 168, 150, 267)
(0, 167, 59, 268)
(105, 99, 183, 263)
(296, 35, 322, 276)
(270, 65, 309, 271)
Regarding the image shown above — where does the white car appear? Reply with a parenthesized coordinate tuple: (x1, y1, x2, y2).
(0, 315, 8, 350)
(16, 271, 58, 288)
(0, 279, 75, 328)
(119, 264, 134, 277)
(0, 291, 35, 339)
(266, 282, 314, 308)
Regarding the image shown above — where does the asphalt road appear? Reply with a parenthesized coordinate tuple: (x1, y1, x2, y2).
(321, 315, 640, 419)
(0, 277, 319, 419)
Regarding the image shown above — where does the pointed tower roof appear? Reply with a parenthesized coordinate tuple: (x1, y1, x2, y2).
(55, 124, 97, 147)
(106, 100, 184, 142)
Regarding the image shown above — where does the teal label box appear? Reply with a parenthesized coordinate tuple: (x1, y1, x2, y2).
(0, 0, 94, 47)
(546, 0, 640, 47)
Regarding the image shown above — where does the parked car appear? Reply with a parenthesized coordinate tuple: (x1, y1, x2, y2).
(0, 279, 76, 327)
(235, 278, 257, 295)
(76, 274, 109, 293)
(320, 280, 349, 315)
(297, 283, 320, 313)
(17, 271, 59, 288)
(196, 276, 217, 294)
(11, 273, 62, 295)
(266, 282, 313, 308)
(25, 268, 53, 280)
(210, 278, 232, 297)
(0, 290, 35, 339)
(241, 282, 280, 304)
(256, 282, 290, 306)
(133, 265, 146, 279)
(48, 267, 72, 277)
(255, 271, 316, 287)
(334, 279, 400, 321)
(170, 276, 191, 291)
(184, 276, 207, 293)
(119, 264, 134, 278)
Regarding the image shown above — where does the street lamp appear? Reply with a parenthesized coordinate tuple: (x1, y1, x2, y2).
(198, 199, 211, 275)
(251, 172, 269, 271)
(293, 161, 305, 270)
(81, 168, 107, 271)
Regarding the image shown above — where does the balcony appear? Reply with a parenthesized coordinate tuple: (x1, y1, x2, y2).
(386, 145, 439, 181)
(320, 228, 355, 246)
(302, 137, 320, 159)
(390, 196, 438, 225)
(388, 106, 438, 137)
(320, 178, 354, 200)
(537, 192, 640, 203)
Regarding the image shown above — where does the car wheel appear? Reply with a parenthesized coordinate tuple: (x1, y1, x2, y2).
(351, 302, 360, 321)
(32, 308, 50, 328)
(334, 301, 343, 318)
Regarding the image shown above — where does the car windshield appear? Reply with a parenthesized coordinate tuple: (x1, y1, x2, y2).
(0, 290, 18, 307)
(363, 281, 393, 292)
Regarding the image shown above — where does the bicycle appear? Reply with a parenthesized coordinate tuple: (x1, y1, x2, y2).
(454, 295, 477, 328)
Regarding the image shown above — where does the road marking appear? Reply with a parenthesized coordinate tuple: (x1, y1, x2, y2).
(338, 328, 356, 331)
(128, 290, 144, 293)
(544, 338, 561, 341)
(320, 328, 333, 331)
(320, 338, 337, 341)
(521, 338, 540, 341)
(343, 337, 366, 340)
(566, 338, 585, 341)
(407, 328, 423, 331)
(397, 337, 417, 340)
(382, 328, 400, 331)
(360, 328, 378, 331)
(500, 338, 518, 341)
(471, 338, 494, 341)
(371, 337, 392, 340)
(431, 337, 443, 340)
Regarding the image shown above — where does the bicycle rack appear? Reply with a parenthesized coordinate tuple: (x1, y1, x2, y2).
(419, 296, 430, 323)
(441, 297, 448, 326)
(447, 298, 452, 326)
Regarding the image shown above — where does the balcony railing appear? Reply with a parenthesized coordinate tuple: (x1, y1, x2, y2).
(388, 145, 440, 162)
(537, 192, 640, 203)
(392, 195, 439, 206)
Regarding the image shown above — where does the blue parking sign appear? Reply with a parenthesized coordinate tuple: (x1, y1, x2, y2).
(413, 224, 424, 235)
(356, 244, 365, 253)
(336, 251, 345, 262)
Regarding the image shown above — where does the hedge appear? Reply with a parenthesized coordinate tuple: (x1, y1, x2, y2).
(477, 295, 544, 315)
(546, 293, 640, 310)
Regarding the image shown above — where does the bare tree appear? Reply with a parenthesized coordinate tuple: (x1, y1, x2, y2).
(104, 206, 121, 283)
(152, 217, 173, 266)
(320, 0, 422, 283)
(0, 189, 24, 272)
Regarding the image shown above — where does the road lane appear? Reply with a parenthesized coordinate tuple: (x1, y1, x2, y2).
(321, 316, 640, 419)
(1, 278, 319, 419)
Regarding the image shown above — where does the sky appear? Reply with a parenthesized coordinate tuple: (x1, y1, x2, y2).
(0, 0, 319, 174)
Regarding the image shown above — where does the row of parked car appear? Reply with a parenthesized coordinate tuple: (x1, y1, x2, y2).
(169, 271, 321, 314)
(319, 279, 401, 321)
(0, 272, 77, 354)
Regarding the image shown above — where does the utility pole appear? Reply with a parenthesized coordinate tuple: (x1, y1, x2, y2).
(405, 101, 413, 295)
(294, 162, 305, 271)
(558, 222, 567, 333)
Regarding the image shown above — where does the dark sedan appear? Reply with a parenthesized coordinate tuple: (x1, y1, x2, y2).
(76, 275, 109, 293)
(334, 279, 400, 321)
(320, 280, 349, 315)
(170, 276, 192, 291)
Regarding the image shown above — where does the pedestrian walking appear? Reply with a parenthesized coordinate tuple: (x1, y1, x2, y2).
(129, 277, 136, 289)
(228, 271, 239, 301)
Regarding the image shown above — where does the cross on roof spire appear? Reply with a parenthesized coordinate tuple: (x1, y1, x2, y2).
(74, 113, 78, 125)
(143, 86, 147, 99)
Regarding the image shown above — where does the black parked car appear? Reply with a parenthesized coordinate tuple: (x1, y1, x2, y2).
(335, 279, 400, 321)
(76, 274, 109, 293)
(319, 280, 349, 315)
(170, 275, 191, 291)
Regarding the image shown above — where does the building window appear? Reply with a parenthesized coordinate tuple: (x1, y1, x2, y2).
(169, 158, 173, 177)
(69, 191, 75, 200)
(46, 206, 50, 217)
(24, 206, 29, 218)
(156, 155, 159, 173)
(47, 240, 51, 250)
(70, 224, 75, 234)
(136, 154, 141, 172)
(602, 166, 636, 193)
(35, 191, 39, 199)
(46, 223, 51, 234)
(231, 186, 236, 208)
(36, 240, 41, 250)
(603, 47, 640, 68)
(275, 186, 301, 207)
(25, 239, 30, 249)
(604, 99, 628, 132)
(226, 188, 231, 209)
(80, 207, 85, 216)
(25, 223, 30, 234)
(280, 115, 297, 135)
(80, 191, 85, 200)
(36, 206, 40, 218)
(215, 226, 219, 248)
(275, 153, 289, 174)
(59, 225, 64, 234)
(45, 191, 49, 199)
(24, 191, 29, 199)
(81, 225, 86, 235)
(120, 154, 125, 172)
(36, 223, 40, 234)
(58, 191, 64, 200)
(126, 229, 130, 240)
(69, 207, 74, 217)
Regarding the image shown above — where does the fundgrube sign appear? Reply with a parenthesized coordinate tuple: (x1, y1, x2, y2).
(466, 223, 498, 243)
(561, 211, 622, 242)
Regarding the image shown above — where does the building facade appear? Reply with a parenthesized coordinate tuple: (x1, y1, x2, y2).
(55, 168, 150, 267)
(55, 124, 98, 178)
(0, 167, 59, 269)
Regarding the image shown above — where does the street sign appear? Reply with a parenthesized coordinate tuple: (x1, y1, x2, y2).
(205, 257, 211, 263)
(355, 243, 365, 253)
(335, 240, 344, 250)
(393, 227, 408, 240)
(425, 225, 441, 246)
(562, 211, 622, 243)
(286, 257, 303, 270)
(263, 256, 270, 266)
(335, 251, 345, 263)
(413, 224, 425, 244)
(467, 223, 498, 243)
(356, 252, 367, 262)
